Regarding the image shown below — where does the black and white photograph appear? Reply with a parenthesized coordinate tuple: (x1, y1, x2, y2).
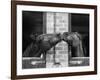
(22, 11, 90, 69)
(11, 1, 97, 79)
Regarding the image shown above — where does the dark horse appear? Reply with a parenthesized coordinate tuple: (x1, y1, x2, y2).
(63, 32, 85, 57)
(23, 33, 63, 59)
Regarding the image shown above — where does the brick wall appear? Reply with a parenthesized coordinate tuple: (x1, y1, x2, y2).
(44, 12, 69, 68)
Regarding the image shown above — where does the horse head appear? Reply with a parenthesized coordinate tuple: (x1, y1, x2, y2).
(63, 32, 81, 46)
(62, 32, 85, 57)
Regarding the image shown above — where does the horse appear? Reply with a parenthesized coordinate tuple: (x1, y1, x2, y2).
(62, 32, 85, 58)
(23, 33, 63, 64)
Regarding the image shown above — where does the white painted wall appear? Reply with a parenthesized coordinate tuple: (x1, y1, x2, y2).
(0, 0, 100, 80)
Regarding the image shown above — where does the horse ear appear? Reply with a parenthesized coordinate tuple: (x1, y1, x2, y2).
(30, 34, 38, 40)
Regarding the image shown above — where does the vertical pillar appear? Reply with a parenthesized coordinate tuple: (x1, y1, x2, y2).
(55, 13, 69, 67)
(44, 12, 69, 68)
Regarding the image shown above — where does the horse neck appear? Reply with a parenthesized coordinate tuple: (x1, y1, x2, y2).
(51, 39, 61, 47)
(75, 40, 85, 57)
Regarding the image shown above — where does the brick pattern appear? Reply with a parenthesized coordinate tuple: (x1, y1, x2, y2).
(45, 12, 69, 68)
(55, 13, 69, 33)
(46, 12, 54, 33)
